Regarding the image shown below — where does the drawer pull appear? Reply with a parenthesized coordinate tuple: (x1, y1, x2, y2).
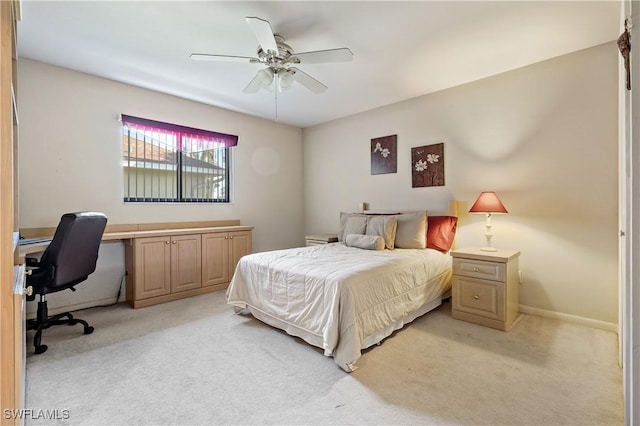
(473, 267, 480, 272)
(473, 295, 480, 300)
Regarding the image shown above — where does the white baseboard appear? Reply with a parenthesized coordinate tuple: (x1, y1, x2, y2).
(519, 304, 618, 333)
(26, 297, 119, 320)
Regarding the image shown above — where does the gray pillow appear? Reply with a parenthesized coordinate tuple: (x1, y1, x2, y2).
(394, 212, 427, 249)
(338, 212, 367, 242)
(366, 215, 398, 249)
(345, 234, 385, 250)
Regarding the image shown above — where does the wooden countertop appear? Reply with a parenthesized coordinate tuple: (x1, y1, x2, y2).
(101, 225, 254, 241)
(15, 221, 253, 262)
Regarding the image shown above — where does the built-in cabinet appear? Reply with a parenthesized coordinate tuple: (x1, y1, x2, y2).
(202, 231, 251, 290)
(228, 230, 251, 277)
(202, 232, 229, 288)
(131, 234, 202, 300)
(171, 234, 202, 293)
(126, 227, 251, 308)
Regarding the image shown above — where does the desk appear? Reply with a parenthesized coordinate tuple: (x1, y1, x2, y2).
(17, 224, 252, 254)
(16, 221, 253, 309)
(17, 241, 50, 258)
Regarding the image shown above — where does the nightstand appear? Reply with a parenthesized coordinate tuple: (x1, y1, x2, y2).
(305, 234, 338, 246)
(450, 247, 521, 331)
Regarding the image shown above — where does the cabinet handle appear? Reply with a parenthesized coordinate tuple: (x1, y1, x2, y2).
(23, 286, 33, 297)
(230, 236, 233, 239)
(172, 241, 176, 244)
(225, 236, 228, 239)
(473, 267, 479, 272)
(25, 269, 32, 276)
(473, 295, 480, 300)
(165, 241, 170, 244)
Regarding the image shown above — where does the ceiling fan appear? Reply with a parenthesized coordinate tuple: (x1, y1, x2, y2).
(190, 17, 353, 94)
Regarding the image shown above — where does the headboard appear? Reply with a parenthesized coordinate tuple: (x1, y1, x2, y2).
(361, 200, 460, 251)
(363, 200, 460, 217)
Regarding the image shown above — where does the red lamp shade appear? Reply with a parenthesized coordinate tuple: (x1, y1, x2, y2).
(469, 192, 508, 214)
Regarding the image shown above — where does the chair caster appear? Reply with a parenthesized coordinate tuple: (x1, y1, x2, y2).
(84, 326, 94, 335)
(34, 344, 48, 355)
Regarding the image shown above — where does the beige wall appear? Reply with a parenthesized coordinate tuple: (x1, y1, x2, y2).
(19, 42, 620, 326)
(18, 59, 304, 252)
(18, 59, 304, 313)
(303, 43, 619, 326)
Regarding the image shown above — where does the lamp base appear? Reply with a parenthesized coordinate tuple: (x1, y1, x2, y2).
(480, 247, 498, 252)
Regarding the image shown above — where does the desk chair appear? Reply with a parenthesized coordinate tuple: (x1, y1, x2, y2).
(26, 212, 107, 354)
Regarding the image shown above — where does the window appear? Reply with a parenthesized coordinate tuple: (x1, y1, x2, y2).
(121, 115, 238, 203)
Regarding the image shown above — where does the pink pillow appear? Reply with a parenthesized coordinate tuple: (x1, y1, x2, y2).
(427, 216, 458, 252)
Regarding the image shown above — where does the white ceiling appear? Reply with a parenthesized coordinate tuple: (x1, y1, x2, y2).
(17, 1, 621, 128)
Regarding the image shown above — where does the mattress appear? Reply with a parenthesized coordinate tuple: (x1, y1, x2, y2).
(226, 242, 452, 371)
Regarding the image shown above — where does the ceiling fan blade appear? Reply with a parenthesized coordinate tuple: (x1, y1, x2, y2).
(290, 67, 327, 93)
(243, 73, 273, 94)
(190, 53, 256, 63)
(294, 48, 353, 64)
(242, 74, 263, 94)
(245, 17, 278, 54)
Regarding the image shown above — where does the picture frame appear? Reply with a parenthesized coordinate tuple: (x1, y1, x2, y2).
(371, 135, 397, 175)
(411, 143, 444, 187)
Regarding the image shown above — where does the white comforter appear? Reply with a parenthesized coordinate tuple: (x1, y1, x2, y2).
(226, 243, 452, 371)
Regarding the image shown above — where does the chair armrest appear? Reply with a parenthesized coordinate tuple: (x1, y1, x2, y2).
(25, 257, 40, 267)
(26, 264, 55, 288)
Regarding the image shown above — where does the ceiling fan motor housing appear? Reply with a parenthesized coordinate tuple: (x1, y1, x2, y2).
(257, 34, 299, 72)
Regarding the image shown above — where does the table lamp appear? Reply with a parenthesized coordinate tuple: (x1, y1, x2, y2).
(469, 191, 508, 252)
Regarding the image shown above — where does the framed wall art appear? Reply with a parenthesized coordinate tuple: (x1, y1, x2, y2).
(371, 135, 397, 175)
(411, 143, 444, 187)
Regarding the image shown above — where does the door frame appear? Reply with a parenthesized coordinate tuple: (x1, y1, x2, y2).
(620, 1, 639, 424)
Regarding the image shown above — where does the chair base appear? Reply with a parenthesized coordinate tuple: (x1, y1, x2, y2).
(26, 299, 94, 354)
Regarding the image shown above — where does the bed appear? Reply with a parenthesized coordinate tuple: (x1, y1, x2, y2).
(226, 204, 458, 372)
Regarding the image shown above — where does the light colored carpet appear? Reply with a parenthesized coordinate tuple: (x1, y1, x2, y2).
(25, 291, 623, 425)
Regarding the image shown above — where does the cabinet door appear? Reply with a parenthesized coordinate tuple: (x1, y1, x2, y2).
(135, 236, 171, 300)
(229, 231, 252, 277)
(452, 275, 505, 321)
(202, 233, 229, 288)
(171, 234, 202, 293)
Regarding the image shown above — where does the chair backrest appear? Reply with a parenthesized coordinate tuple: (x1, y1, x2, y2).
(39, 212, 108, 288)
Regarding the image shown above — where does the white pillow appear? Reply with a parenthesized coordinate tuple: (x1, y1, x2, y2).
(338, 212, 367, 242)
(345, 234, 385, 250)
(394, 212, 427, 249)
(366, 216, 397, 249)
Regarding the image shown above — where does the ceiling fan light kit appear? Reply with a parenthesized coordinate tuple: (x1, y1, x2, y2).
(191, 16, 353, 97)
(257, 68, 274, 86)
(279, 70, 295, 89)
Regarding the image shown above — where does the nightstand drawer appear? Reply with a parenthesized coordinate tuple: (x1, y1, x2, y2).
(452, 258, 505, 282)
(452, 276, 504, 321)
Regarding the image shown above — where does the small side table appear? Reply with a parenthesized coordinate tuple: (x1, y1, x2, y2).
(305, 234, 338, 246)
(450, 247, 521, 331)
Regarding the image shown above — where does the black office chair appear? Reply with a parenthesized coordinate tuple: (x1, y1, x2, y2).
(26, 212, 107, 354)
